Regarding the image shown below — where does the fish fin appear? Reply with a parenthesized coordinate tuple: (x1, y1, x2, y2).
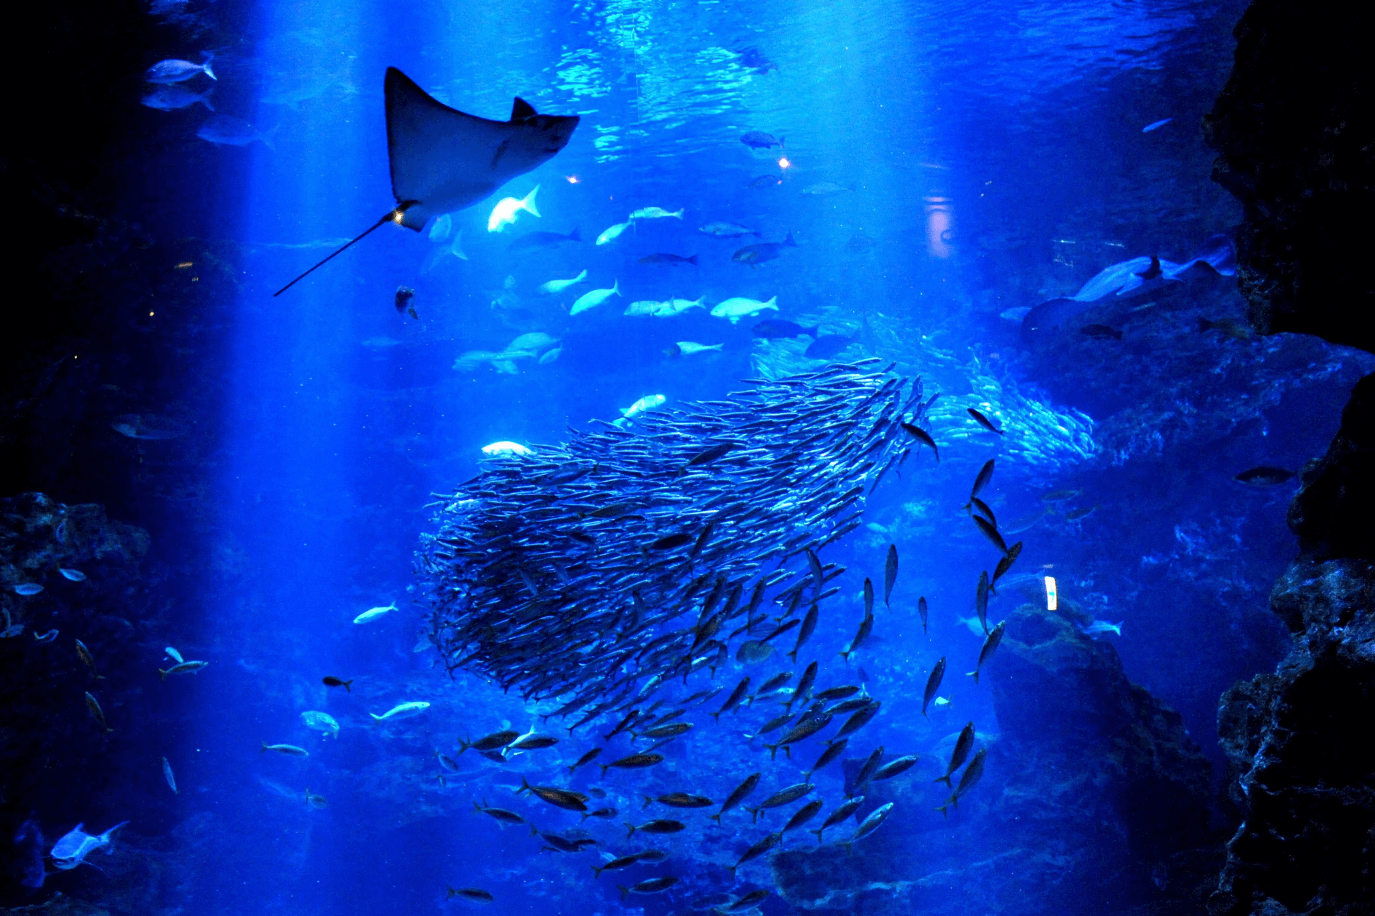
(688, 255, 699, 266)
(568, 227, 582, 243)
(510, 97, 537, 120)
(784, 231, 797, 247)
(522, 184, 541, 217)
(201, 55, 216, 80)
(260, 742, 268, 752)
(624, 823, 636, 838)
(158, 669, 167, 680)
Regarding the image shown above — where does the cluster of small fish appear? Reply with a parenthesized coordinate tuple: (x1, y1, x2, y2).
(418, 360, 928, 706)
(406, 362, 1008, 901)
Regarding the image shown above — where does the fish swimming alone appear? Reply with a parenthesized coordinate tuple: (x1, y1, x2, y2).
(50, 821, 129, 870)
(275, 68, 579, 295)
(370, 701, 431, 721)
(353, 601, 398, 624)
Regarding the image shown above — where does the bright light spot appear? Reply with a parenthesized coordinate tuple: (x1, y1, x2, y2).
(148, 311, 155, 316)
(565, 175, 579, 184)
(778, 157, 791, 169)
(1044, 576, 1058, 611)
(391, 210, 404, 224)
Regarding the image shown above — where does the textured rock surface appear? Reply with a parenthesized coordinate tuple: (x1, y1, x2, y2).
(1203, 0, 1374, 351)
(772, 604, 1217, 916)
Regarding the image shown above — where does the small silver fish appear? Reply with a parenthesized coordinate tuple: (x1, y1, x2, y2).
(162, 757, 178, 794)
(33, 628, 58, 643)
(13, 584, 43, 596)
(261, 742, 309, 757)
(58, 568, 87, 582)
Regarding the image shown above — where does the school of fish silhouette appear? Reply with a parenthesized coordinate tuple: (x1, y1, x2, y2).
(417, 359, 992, 894)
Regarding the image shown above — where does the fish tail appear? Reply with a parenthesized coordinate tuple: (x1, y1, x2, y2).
(598, 765, 609, 777)
(591, 865, 603, 879)
(523, 185, 541, 218)
(784, 231, 797, 247)
(810, 827, 824, 842)
(688, 255, 699, 266)
(260, 742, 268, 752)
(709, 813, 721, 825)
(642, 795, 653, 809)
(202, 58, 217, 80)
(158, 669, 168, 680)
(934, 775, 952, 787)
(624, 823, 636, 839)
(967, 670, 980, 684)
(529, 824, 539, 837)
(709, 711, 721, 723)
(473, 801, 483, 814)
(766, 744, 778, 760)
(518, 776, 532, 794)
(936, 804, 948, 817)
(343, 680, 352, 692)
(618, 885, 629, 902)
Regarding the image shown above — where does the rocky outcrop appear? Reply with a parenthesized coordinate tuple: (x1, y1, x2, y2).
(772, 604, 1217, 916)
(1209, 496, 1375, 916)
(1203, 1, 1373, 352)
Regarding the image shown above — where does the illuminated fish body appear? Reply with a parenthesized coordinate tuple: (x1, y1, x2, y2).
(50, 821, 129, 870)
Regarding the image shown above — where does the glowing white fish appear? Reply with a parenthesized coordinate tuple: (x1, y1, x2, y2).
(629, 207, 683, 220)
(58, 568, 87, 582)
(481, 441, 533, 457)
(487, 185, 540, 232)
(538, 269, 587, 294)
(1044, 576, 1057, 611)
(370, 701, 431, 721)
(570, 281, 620, 316)
(710, 296, 777, 323)
(613, 394, 667, 428)
(596, 220, 633, 245)
(353, 601, 398, 624)
(301, 710, 340, 738)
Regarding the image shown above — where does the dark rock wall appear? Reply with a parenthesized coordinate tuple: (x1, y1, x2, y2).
(1203, 0, 1374, 352)
(1206, 2, 1375, 912)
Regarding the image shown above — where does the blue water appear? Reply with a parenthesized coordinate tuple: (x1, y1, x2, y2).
(5, 0, 1370, 914)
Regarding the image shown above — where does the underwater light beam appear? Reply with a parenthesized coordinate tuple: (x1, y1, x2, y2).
(273, 67, 579, 296)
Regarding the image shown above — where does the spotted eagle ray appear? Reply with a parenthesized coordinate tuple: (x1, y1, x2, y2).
(1020, 234, 1235, 338)
(275, 68, 579, 296)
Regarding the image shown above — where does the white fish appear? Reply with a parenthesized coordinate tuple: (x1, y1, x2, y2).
(428, 213, 453, 242)
(672, 341, 724, 356)
(301, 710, 340, 738)
(158, 660, 208, 680)
(162, 757, 178, 794)
(165, 646, 184, 664)
(538, 269, 588, 294)
(353, 601, 398, 624)
(507, 331, 558, 353)
(370, 700, 431, 721)
(1045, 576, 1058, 611)
(596, 220, 633, 246)
(932, 696, 952, 709)
(261, 742, 309, 757)
(145, 56, 215, 83)
(141, 85, 214, 111)
(538, 347, 563, 365)
(59, 568, 87, 582)
(481, 441, 533, 457)
(710, 295, 777, 323)
(613, 394, 667, 429)
(13, 583, 43, 596)
(1082, 620, 1122, 636)
(570, 281, 621, 316)
(34, 628, 58, 643)
(655, 296, 707, 317)
(629, 207, 683, 220)
(1142, 117, 1173, 133)
(50, 821, 129, 870)
(487, 185, 540, 232)
(449, 230, 468, 260)
(624, 299, 666, 316)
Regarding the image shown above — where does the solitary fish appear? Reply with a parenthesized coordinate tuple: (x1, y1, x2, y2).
(922, 658, 946, 716)
(353, 601, 398, 624)
(811, 796, 864, 842)
(712, 772, 761, 823)
(740, 131, 783, 149)
(918, 596, 929, 633)
(261, 742, 309, 756)
(538, 269, 588, 294)
(75, 639, 102, 679)
(968, 408, 1003, 435)
(446, 887, 495, 903)
(596, 221, 633, 245)
(301, 710, 340, 739)
(159, 660, 209, 680)
(617, 876, 679, 900)
(968, 621, 1006, 683)
(487, 185, 540, 232)
(162, 757, 178, 794)
(84, 692, 112, 733)
(322, 676, 353, 692)
(936, 721, 976, 787)
(370, 701, 430, 721)
(145, 56, 215, 83)
(58, 568, 87, 582)
(966, 459, 995, 509)
(50, 821, 129, 870)
(883, 544, 898, 607)
(1234, 466, 1294, 487)
(13, 583, 42, 596)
